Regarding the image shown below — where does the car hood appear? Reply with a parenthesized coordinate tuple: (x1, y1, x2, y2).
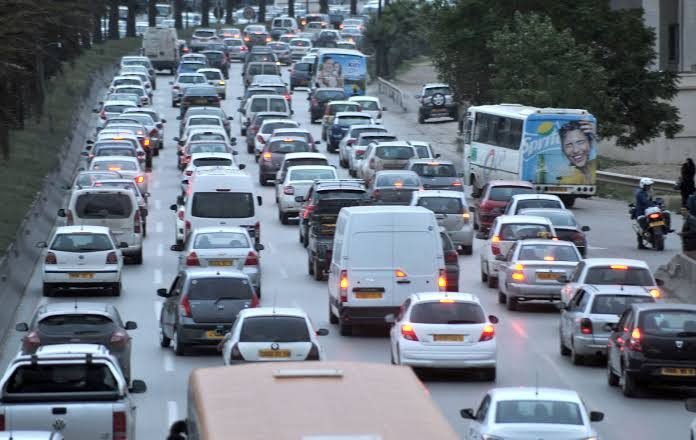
(488, 423, 593, 440)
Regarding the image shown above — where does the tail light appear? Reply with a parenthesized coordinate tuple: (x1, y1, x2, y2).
(240, 46, 248, 51)
(444, 250, 458, 264)
(23, 331, 41, 352)
(66, 210, 74, 226)
(250, 294, 260, 308)
(479, 324, 495, 341)
(648, 213, 661, 219)
(400, 324, 418, 341)
(438, 269, 447, 291)
(339, 270, 348, 302)
(283, 185, 295, 195)
(244, 36, 250, 42)
(45, 252, 57, 265)
(372, 189, 380, 199)
(628, 327, 642, 352)
(106, 251, 118, 264)
(262, 152, 272, 161)
(461, 211, 471, 222)
(135, 175, 145, 184)
(302, 204, 315, 219)
(491, 235, 501, 255)
(179, 294, 192, 317)
(244, 251, 259, 266)
(112, 411, 127, 440)
(452, 181, 463, 187)
(186, 251, 200, 266)
(230, 343, 244, 361)
(284, 94, 291, 101)
(185, 220, 192, 234)
(511, 263, 525, 281)
(178, 210, 185, 221)
(185, 170, 193, 176)
(347, 139, 356, 146)
(266, 37, 272, 42)
(649, 288, 661, 299)
(0, 413, 4, 431)
(306, 343, 320, 360)
(257, 134, 265, 143)
(110, 330, 129, 347)
(580, 318, 593, 335)
(134, 210, 141, 234)
(100, 110, 106, 120)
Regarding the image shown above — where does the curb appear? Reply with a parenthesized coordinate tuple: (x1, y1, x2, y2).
(655, 252, 696, 303)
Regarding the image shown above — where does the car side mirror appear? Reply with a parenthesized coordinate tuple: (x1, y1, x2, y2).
(655, 278, 664, 287)
(125, 321, 138, 330)
(57, 209, 66, 217)
(35, 241, 47, 248)
(157, 288, 170, 298)
(295, 195, 305, 203)
(170, 204, 178, 211)
(238, 164, 246, 170)
(92, 108, 99, 113)
(230, 138, 237, 145)
(488, 315, 499, 324)
(556, 275, 568, 283)
(316, 328, 329, 336)
(255, 243, 265, 252)
(460, 408, 475, 420)
(239, 108, 246, 114)
(384, 313, 395, 324)
(382, 106, 387, 111)
(129, 379, 147, 394)
(173, 136, 179, 142)
(589, 411, 604, 422)
(228, 116, 234, 120)
(685, 398, 696, 412)
(170, 243, 183, 251)
(177, 150, 183, 156)
(15, 322, 29, 332)
(119, 242, 129, 249)
(475, 231, 488, 240)
(257, 195, 263, 206)
(581, 225, 590, 232)
(86, 139, 94, 145)
(495, 254, 506, 261)
(162, 118, 167, 123)
(176, 115, 181, 120)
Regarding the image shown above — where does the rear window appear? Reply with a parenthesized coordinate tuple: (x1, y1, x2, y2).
(375, 146, 414, 160)
(268, 98, 287, 112)
(193, 232, 249, 249)
(116, 87, 143, 96)
(294, 63, 310, 71)
(498, 223, 553, 241)
(191, 133, 225, 142)
(409, 301, 485, 324)
(316, 91, 346, 101)
(38, 314, 116, 335)
(262, 122, 296, 134)
(95, 148, 135, 157)
(495, 400, 583, 425)
(289, 168, 335, 181)
(516, 244, 579, 262)
(411, 163, 456, 177)
(352, 100, 378, 110)
(225, 39, 243, 46)
(358, 135, 396, 146)
(285, 158, 328, 169)
(75, 173, 119, 187)
(337, 116, 372, 126)
(188, 277, 253, 300)
(75, 193, 133, 219)
(204, 52, 223, 61)
(417, 197, 463, 214)
(330, 103, 360, 113)
(488, 186, 535, 202)
(91, 160, 138, 171)
(584, 266, 654, 286)
(424, 87, 451, 96)
(413, 145, 431, 158)
(50, 233, 113, 252)
(189, 117, 221, 126)
(194, 30, 215, 38)
(191, 192, 254, 218)
(515, 199, 563, 212)
(192, 158, 232, 167)
(104, 105, 130, 113)
(269, 140, 310, 154)
(291, 40, 310, 47)
(5, 364, 118, 394)
(590, 295, 654, 315)
(250, 99, 269, 112)
(239, 316, 310, 342)
(375, 174, 420, 187)
(520, 210, 577, 227)
(639, 310, 696, 336)
(189, 143, 228, 154)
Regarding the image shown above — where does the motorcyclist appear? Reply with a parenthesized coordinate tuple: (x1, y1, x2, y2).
(632, 177, 672, 248)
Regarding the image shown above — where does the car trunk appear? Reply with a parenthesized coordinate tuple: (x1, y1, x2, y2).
(414, 322, 486, 346)
(188, 278, 254, 324)
(194, 248, 248, 270)
(640, 310, 696, 361)
(4, 402, 117, 438)
(517, 261, 578, 284)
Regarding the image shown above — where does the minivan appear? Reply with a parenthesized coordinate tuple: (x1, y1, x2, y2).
(59, 188, 143, 264)
(328, 206, 446, 336)
(244, 62, 282, 89)
(240, 94, 291, 132)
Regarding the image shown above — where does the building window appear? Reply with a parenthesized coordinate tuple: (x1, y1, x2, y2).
(668, 23, 679, 62)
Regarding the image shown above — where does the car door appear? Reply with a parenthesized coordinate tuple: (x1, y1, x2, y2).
(468, 394, 491, 440)
(497, 242, 517, 294)
(608, 309, 633, 373)
(562, 290, 586, 346)
(163, 273, 184, 338)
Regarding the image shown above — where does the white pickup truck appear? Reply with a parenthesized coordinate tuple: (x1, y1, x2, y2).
(0, 344, 146, 439)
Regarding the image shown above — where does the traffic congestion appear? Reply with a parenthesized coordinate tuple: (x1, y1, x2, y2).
(1, 9, 696, 440)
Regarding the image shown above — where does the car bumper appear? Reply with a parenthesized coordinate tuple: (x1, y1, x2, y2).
(279, 196, 302, 213)
(506, 283, 562, 300)
(338, 304, 399, 326)
(43, 269, 121, 284)
(420, 104, 458, 116)
(400, 346, 496, 369)
(573, 334, 609, 356)
(448, 228, 474, 247)
(626, 359, 696, 384)
(178, 323, 233, 345)
(291, 76, 310, 86)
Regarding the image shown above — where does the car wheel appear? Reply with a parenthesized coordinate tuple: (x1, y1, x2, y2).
(221, 94, 226, 100)
(313, 260, 323, 281)
(607, 360, 620, 386)
(571, 339, 584, 365)
(246, 143, 254, 154)
(172, 329, 187, 356)
(482, 367, 496, 382)
(171, 100, 177, 107)
(487, 274, 498, 289)
(340, 156, 348, 168)
(159, 327, 171, 348)
(497, 290, 507, 304)
(559, 330, 570, 356)
(259, 175, 267, 186)
(308, 254, 314, 275)
(390, 345, 396, 365)
(349, 169, 356, 177)
(460, 245, 473, 255)
(112, 282, 121, 297)
(132, 249, 143, 265)
(142, 222, 147, 238)
(279, 209, 289, 225)
(418, 113, 425, 124)
(42, 283, 54, 297)
(621, 367, 638, 397)
(339, 319, 352, 337)
(241, 127, 246, 136)
(480, 264, 488, 283)
(506, 296, 517, 311)
(302, 230, 309, 248)
(329, 303, 338, 324)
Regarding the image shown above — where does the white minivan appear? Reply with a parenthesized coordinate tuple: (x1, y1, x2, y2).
(178, 168, 263, 244)
(328, 206, 446, 336)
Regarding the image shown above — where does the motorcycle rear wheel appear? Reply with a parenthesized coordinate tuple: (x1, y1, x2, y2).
(653, 229, 665, 251)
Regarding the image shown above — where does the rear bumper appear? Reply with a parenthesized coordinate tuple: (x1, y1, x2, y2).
(279, 196, 302, 213)
(43, 269, 120, 284)
(178, 323, 233, 345)
(400, 345, 496, 369)
(626, 359, 696, 384)
(506, 283, 562, 300)
(338, 303, 399, 326)
(573, 334, 609, 356)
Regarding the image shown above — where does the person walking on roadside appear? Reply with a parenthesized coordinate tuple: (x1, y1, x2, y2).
(679, 158, 696, 208)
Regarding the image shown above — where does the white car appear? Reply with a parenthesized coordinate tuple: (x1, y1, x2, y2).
(410, 190, 474, 255)
(461, 387, 604, 440)
(181, 152, 241, 193)
(276, 165, 337, 224)
(197, 68, 227, 98)
(504, 193, 566, 215)
(40, 226, 124, 296)
(89, 155, 148, 195)
(181, 115, 226, 139)
(173, 198, 186, 246)
(288, 38, 312, 58)
(112, 84, 150, 106)
(387, 292, 498, 380)
(254, 118, 300, 156)
(220, 307, 329, 365)
(170, 73, 207, 107)
(348, 96, 385, 124)
(338, 124, 386, 169)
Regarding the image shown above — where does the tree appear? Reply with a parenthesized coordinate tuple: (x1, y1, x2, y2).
(258, 0, 266, 23)
(126, 0, 138, 37)
(288, 0, 295, 18)
(108, 0, 120, 39)
(174, 0, 183, 29)
(148, 0, 157, 27)
(350, 0, 357, 15)
(225, 0, 235, 24)
(319, 0, 328, 14)
(201, 0, 210, 26)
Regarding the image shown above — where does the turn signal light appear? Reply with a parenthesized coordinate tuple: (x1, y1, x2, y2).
(339, 270, 348, 302)
(512, 272, 525, 281)
(45, 252, 57, 265)
(438, 269, 447, 291)
(263, 152, 272, 161)
(649, 289, 661, 298)
(401, 324, 418, 341)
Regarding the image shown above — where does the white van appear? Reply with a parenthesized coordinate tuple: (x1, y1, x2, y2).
(328, 206, 446, 336)
(272, 16, 299, 32)
(143, 27, 179, 73)
(180, 168, 263, 244)
(59, 188, 143, 264)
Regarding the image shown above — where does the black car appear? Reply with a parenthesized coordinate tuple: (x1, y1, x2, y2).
(245, 30, 271, 48)
(180, 85, 220, 118)
(607, 303, 696, 397)
(201, 50, 230, 78)
(308, 88, 347, 123)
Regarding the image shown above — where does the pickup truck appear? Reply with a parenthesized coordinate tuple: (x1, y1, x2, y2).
(0, 344, 146, 439)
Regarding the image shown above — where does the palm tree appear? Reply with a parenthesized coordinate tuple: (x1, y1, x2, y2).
(201, 0, 210, 27)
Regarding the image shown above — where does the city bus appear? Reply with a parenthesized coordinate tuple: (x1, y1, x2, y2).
(312, 48, 368, 97)
(462, 104, 598, 206)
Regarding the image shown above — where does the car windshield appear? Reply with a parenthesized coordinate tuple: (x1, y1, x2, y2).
(115, 87, 143, 96)
(584, 266, 654, 286)
(353, 100, 379, 110)
(316, 90, 346, 101)
(262, 122, 296, 134)
(375, 174, 420, 187)
(411, 163, 456, 177)
(590, 295, 654, 315)
(200, 70, 222, 80)
(424, 87, 450, 96)
(640, 310, 696, 336)
(204, 52, 223, 62)
(495, 400, 583, 425)
(516, 244, 579, 262)
(521, 210, 578, 227)
(193, 232, 249, 249)
(51, 233, 113, 252)
(269, 140, 310, 153)
(375, 146, 414, 160)
(359, 135, 395, 146)
(337, 116, 371, 126)
(189, 143, 228, 154)
(515, 199, 563, 212)
(189, 117, 221, 126)
(188, 277, 253, 300)
(75, 193, 133, 219)
(330, 104, 359, 113)
(489, 185, 535, 201)
(5, 364, 119, 394)
(413, 145, 432, 158)
(191, 133, 225, 142)
(96, 148, 135, 157)
(239, 316, 310, 342)
(191, 192, 254, 218)
(289, 168, 335, 181)
(417, 197, 463, 214)
(499, 224, 553, 241)
(195, 30, 215, 38)
(114, 79, 139, 86)
(91, 160, 138, 171)
(192, 157, 232, 167)
(225, 39, 243, 46)
(75, 173, 119, 187)
(38, 314, 116, 336)
(409, 301, 484, 324)
(294, 63, 310, 71)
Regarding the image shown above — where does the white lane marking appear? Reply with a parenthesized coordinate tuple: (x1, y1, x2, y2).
(279, 267, 288, 279)
(167, 401, 178, 426)
(510, 321, 528, 339)
(154, 300, 163, 321)
(157, 243, 164, 257)
(265, 242, 276, 254)
(163, 351, 175, 373)
(156, 222, 163, 233)
(154, 269, 163, 285)
(587, 245, 608, 250)
(155, 199, 161, 210)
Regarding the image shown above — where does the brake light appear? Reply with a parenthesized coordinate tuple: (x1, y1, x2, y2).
(648, 213, 661, 219)
(347, 139, 356, 146)
(306, 343, 321, 360)
(283, 185, 295, 195)
(134, 210, 141, 234)
(244, 36, 250, 41)
(240, 46, 248, 51)
(112, 411, 127, 440)
(610, 265, 628, 270)
(445, 250, 458, 264)
(491, 235, 501, 255)
(177, 209, 185, 220)
(185, 220, 192, 234)
(461, 211, 470, 222)
(183, 251, 199, 266)
(244, 251, 259, 266)
(580, 318, 593, 335)
(284, 94, 291, 101)
(106, 251, 118, 264)
(66, 210, 74, 226)
(135, 175, 145, 184)
(438, 269, 447, 291)
(45, 252, 57, 265)
(0, 413, 4, 431)
(179, 294, 192, 317)
(339, 270, 348, 302)
(401, 324, 418, 341)
(266, 37, 272, 42)
(110, 330, 129, 347)
(23, 331, 41, 352)
(474, 324, 494, 342)
(628, 327, 642, 352)
(303, 204, 315, 219)
(262, 152, 272, 161)
(250, 294, 260, 308)
(185, 170, 193, 176)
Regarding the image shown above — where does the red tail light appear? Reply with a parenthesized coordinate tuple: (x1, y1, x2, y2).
(254, 221, 260, 243)
(106, 251, 118, 264)
(648, 213, 661, 219)
(110, 330, 129, 347)
(230, 343, 244, 360)
(0, 413, 5, 431)
(179, 294, 192, 317)
(23, 331, 41, 352)
(284, 94, 291, 101)
(100, 110, 106, 120)
(580, 318, 593, 335)
(244, 251, 259, 266)
(347, 139, 356, 146)
(339, 269, 348, 302)
(66, 210, 74, 226)
(491, 235, 501, 255)
(302, 204, 315, 219)
(45, 252, 57, 265)
(401, 324, 418, 341)
(438, 269, 447, 291)
(135, 175, 145, 184)
(134, 210, 141, 234)
(185, 220, 192, 234)
(283, 185, 295, 195)
(112, 411, 127, 440)
(444, 250, 458, 264)
(628, 327, 642, 352)
(186, 251, 200, 266)
(185, 170, 193, 176)
(250, 294, 260, 308)
(306, 343, 320, 360)
(479, 324, 495, 341)
(178, 210, 185, 221)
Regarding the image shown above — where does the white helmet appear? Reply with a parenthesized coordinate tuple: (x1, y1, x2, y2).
(639, 177, 654, 189)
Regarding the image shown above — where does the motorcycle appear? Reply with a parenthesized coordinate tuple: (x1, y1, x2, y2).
(629, 197, 670, 251)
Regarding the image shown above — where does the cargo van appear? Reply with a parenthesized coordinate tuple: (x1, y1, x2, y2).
(171, 362, 459, 440)
(328, 206, 446, 336)
(179, 168, 263, 244)
(143, 27, 179, 73)
(59, 188, 143, 264)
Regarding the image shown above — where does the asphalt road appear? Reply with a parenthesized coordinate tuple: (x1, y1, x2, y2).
(0, 60, 690, 440)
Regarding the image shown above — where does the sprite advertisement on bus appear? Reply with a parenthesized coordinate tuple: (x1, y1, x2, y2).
(316, 53, 367, 96)
(521, 113, 598, 188)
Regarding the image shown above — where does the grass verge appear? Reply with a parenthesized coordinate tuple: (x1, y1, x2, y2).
(0, 37, 142, 254)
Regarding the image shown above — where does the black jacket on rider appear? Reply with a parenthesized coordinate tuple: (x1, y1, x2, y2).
(632, 188, 654, 219)
(681, 214, 696, 252)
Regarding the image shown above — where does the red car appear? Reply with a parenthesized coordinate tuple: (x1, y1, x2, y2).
(472, 180, 535, 233)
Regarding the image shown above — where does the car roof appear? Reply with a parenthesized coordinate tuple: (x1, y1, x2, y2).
(261, 118, 296, 125)
(375, 170, 419, 176)
(373, 141, 413, 148)
(632, 303, 696, 312)
(283, 152, 326, 160)
(578, 284, 654, 296)
(349, 96, 379, 102)
(410, 292, 480, 304)
(414, 190, 465, 198)
(489, 387, 582, 403)
(274, 128, 310, 134)
(488, 180, 535, 188)
(182, 268, 250, 279)
(359, 131, 395, 138)
(34, 344, 110, 357)
(423, 83, 449, 89)
(519, 208, 573, 216)
(335, 111, 372, 118)
(269, 135, 307, 143)
(408, 158, 454, 165)
(287, 165, 335, 173)
(238, 307, 309, 319)
(192, 226, 251, 236)
(91, 155, 139, 163)
(54, 225, 111, 235)
(190, 152, 234, 159)
(197, 68, 223, 73)
(103, 100, 137, 107)
(328, 100, 358, 105)
(496, 215, 554, 225)
(581, 258, 650, 269)
(39, 301, 115, 316)
(511, 193, 562, 201)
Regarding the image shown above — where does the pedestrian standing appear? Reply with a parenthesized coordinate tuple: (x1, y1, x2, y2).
(679, 158, 696, 208)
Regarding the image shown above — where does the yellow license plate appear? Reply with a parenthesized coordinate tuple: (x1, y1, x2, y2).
(433, 334, 464, 342)
(537, 272, 561, 280)
(69, 273, 94, 279)
(545, 186, 569, 193)
(258, 349, 291, 358)
(661, 367, 696, 377)
(209, 260, 234, 266)
(649, 221, 665, 227)
(205, 330, 225, 339)
(355, 291, 383, 299)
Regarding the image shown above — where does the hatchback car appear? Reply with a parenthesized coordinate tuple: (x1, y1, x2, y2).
(253, 118, 301, 156)
(471, 180, 536, 233)
(289, 61, 313, 90)
(519, 208, 590, 257)
(440, 231, 460, 292)
(386, 292, 498, 380)
(358, 142, 416, 186)
(504, 193, 566, 215)
(89, 156, 148, 194)
(338, 124, 386, 169)
(407, 159, 463, 192)
(268, 42, 292, 64)
(258, 136, 312, 185)
(348, 96, 385, 124)
(220, 307, 328, 365)
(411, 190, 473, 255)
(223, 37, 248, 61)
(40, 226, 124, 296)
(276, 165, 337, 224)
(369, 170, 422, 206)
(274, 152, 329, 187)
(158, 269, 259, 355)
(497, 239, 582, 310)
(196, 68, 227, 98)
(289, 38, 312, 59)
(349, 132, 398, 177)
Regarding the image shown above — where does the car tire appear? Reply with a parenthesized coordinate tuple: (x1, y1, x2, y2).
(418, 113, 425, 124)
(482, 367, 496, 382)
(329, 303, 338, 324)
(259, 175, 267, 186)
(571, 339, 584, 365)
(460, 245, 473, 255)
(132, 249, 143, 265)
(607, 362, 620, 386)
(308, 255, 314, 275)
(241, 127, 246, 136)
(497, 290, 507, 304)
(390, 346, 396, 365)
(621, 368, 638, 397)
(172, 329, 187, 356)
(279, 209, 289, 225)
(559, 331, 571, 356)
(112, 282, 121, 297)
(247, 143, 254, 154)
(506, 296, 517, 311)
(340, 157, 348, 168)
(171, 100, 177, 107)
(302, 230, 309, 248)
(42, 283, 54, 297)
(339, 320, 352, 337)
(142, 222, 147, 238)
(221, 94, 226, 100)
(481, 264, 488, 283)
(487, 274, 498, 289)
(349, 169, 356, 177)
(313, 260, 323, 281)
(159, 327, 171, 348)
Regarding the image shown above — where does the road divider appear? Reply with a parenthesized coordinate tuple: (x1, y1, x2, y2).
(376, 77, 407, 112)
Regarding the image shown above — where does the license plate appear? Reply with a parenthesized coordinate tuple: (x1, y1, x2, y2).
(209, 260, 234, 267)
(545, 186, 568, 193)
(661, 367, 696, 376)
(192, 98, 209, 104)
(433, 334, 464, 342)
(69, 273, 94, 279)
(649, 221, 665, 227)
(258, 349, 291, 358)
(355, 291, 383, 299)
(205, 330, 225, 340)
(537, 272, 561, 280)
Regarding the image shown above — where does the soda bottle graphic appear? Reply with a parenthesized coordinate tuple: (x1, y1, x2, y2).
(536, 153, 547, 184)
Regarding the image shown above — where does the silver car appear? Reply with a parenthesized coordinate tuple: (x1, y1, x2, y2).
(558, 284, 656, 364)
(0, 433, 64, 440)
(411, 190, 473, 255)
(497, 239, 581, 311)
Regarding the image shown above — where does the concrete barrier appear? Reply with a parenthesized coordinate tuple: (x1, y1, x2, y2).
(655, 252, 696, 303)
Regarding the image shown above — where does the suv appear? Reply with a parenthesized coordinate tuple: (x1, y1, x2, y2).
(299, 180, 371, 280)
(416, 83, 457, 124)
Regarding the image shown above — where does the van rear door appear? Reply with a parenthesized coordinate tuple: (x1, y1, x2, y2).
(392, 229, 440, 301)
(348, 230, 394, 309)
(72, 190, 136, 245)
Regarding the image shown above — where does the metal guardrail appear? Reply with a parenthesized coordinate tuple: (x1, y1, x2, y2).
(376, 77, 407, 112)
(597, 171, 679, 194)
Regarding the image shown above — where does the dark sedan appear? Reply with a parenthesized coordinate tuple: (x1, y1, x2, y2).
(519, 208, 590, 257)
(309, 88, 347, 123)
(368, 170, 422, 205)
(258, 136, 312, 185)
